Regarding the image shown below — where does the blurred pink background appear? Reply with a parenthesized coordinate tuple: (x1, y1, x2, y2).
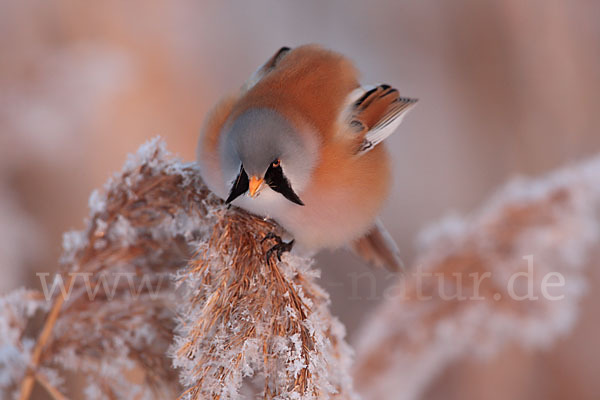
(1, 1, 599, 399)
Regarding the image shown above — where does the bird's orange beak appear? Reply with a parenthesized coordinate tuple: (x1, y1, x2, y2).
(248, 176, 264, 197)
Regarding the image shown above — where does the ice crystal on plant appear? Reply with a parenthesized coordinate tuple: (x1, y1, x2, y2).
(2, 139, 220, 399)
(0, 289, 49, 396)
(3, 138, 355, 400)
(3, 137, 598, 400)
(170, 209, 358, 400)
(353, 155, 600, 400)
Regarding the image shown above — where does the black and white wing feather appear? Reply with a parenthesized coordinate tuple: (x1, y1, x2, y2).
(347, 84, 417, 154)
(242, 46, 291, 92)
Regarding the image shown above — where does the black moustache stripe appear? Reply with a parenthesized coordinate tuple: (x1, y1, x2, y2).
(265, 164, 304, 206)
(226, 164, 249, 204)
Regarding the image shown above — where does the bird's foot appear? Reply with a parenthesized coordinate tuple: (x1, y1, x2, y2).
(262, 232, 295, 262)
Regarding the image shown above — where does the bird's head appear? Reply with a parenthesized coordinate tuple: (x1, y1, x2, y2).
(220, 108, 317, 207)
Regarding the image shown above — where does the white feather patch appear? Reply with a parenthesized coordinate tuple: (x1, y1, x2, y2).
(357, 96, 418, 154)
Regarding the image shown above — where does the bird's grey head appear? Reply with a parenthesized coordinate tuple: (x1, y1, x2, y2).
(219, 108, 317, 206)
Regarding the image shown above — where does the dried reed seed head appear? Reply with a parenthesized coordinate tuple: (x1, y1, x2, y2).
(353, 156, 600, 400)
(1, 138, 357, 400)
(172, 206, 356, 400)
(22, 139, 221, 399)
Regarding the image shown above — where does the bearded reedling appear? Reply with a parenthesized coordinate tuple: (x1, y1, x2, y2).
(197, 45, 417, 270)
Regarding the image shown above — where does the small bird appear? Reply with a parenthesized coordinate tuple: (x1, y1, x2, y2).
(197, 44, 417, 270)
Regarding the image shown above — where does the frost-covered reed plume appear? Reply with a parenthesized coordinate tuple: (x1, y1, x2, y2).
(352, 156, 600, 400)
(3, 139, 208, 400)
(0, 138, 356, 400)
(1, 138, 599, 400)
(171, 200, 355, 400)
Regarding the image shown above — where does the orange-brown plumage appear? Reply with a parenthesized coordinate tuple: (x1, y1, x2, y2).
(197, 45, 416, 270)
(229, 45, 359, 141)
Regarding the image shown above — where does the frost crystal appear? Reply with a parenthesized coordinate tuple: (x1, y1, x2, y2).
(3, 138, 598, 400)
(353, 155, 600, 400)
(2, 139, 219, 399)
(170, 211, 358, 400)
(0, 289, 49, 397)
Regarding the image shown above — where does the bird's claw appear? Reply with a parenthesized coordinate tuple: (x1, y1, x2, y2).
(262, 232, 294, 262)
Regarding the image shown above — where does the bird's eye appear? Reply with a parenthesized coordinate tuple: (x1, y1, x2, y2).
(264, 158, 304, 206)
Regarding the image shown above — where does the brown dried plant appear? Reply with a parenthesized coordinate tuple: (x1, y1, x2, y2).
(352, 156, 600, 400)
(1, 138, 599, 400)
(13, 138, 211, 400)
(171, 208, 355, 400)
(1, 138, 356, 400)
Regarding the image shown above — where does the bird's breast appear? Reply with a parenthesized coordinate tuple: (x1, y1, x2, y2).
(271, 143, 392, 250)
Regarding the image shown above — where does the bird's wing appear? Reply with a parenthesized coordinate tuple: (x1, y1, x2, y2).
(349, 218, 404, 272)
(346, 84, 417, 155)
(241, 46, 291, 92)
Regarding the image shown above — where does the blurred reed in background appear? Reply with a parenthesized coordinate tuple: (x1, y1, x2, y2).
(1, 1, 600, 399)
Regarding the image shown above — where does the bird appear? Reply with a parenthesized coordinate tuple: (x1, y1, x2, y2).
(196, 44, 417, 271)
